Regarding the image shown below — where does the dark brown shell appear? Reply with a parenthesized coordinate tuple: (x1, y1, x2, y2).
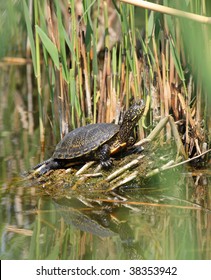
(53, 99, 145, 160)
(53, 123, 120, 159)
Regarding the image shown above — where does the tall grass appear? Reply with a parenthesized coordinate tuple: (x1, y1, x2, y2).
(24, 1, 146, 133)
(1, 0, 211, 160)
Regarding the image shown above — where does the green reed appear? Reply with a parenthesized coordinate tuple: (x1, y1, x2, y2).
(2, 0, 210, 156)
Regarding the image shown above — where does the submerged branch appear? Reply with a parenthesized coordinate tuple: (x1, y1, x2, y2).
(160, 149, 211, 171)
(106, 171, 139, 191)
(96, 197, 211, 212)
(105, 154, 145, 182)
(146, 149, 211, 178)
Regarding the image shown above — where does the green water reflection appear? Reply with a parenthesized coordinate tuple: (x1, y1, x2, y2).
(0, 163, 211, 260)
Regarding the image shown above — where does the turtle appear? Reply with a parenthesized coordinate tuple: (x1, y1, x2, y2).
(34, 99, 145, 174)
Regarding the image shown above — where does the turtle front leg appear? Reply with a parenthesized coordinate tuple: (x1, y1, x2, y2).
(99, 144, 113, 168)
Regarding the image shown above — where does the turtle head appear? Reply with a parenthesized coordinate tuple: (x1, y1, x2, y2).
(119, 99, 145, 142)
(122, 99, 145, 124)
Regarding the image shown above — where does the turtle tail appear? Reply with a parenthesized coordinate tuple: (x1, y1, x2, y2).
(33, 158, 60, 175)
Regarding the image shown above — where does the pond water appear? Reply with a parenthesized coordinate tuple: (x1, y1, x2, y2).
(1, 130, 211, 260)
(0, 67, 211, 260)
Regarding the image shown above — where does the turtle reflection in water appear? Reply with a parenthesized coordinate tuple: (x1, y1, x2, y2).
(34, 100, 145, 174)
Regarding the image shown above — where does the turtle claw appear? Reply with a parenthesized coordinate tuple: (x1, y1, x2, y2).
(101, 158, 113, 169)
(99, 144, 113, 169)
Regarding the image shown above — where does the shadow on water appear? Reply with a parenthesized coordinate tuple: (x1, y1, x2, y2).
(0, 67, 211, 260)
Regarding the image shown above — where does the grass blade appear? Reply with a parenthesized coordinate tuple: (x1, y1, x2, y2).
(35, 25, 60, 69)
